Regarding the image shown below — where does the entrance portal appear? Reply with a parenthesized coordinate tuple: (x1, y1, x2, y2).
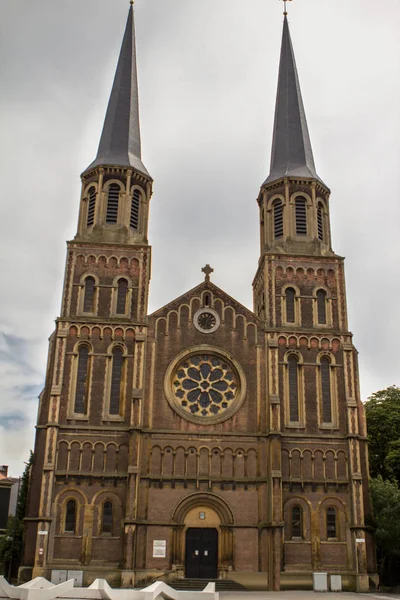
(185, 528, 218, 579)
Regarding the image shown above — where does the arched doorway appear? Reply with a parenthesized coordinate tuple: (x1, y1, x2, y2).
(185, 527, 218, 579)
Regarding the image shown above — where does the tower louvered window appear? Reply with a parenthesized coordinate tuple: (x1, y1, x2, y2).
(317, 202, 324, 241)
(273, 199, 283, 239)
(295, 197, 307, 235)
(317, 290, 327, 324)
(65, 500, 76, 533)
(288, 355, 299, 422)
(110, 347, 123, 415)
(102, 501, 113, 534)
(130, 189, 140, 229)
(286, 288, 296, 323)
(106, 184, 120, 223)
(74, 346, 89, 414)
(83, 277, 95, 313)
(327, 507, 337, 538)
(87, 187, 96, 227)
(291, 506, 302, 538)
(116, 279, 128, 315)
(321, 357, 332, 422)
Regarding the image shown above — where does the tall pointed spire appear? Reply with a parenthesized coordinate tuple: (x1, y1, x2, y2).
(84, 5, 150, 178)
(264, 16, 324, 187)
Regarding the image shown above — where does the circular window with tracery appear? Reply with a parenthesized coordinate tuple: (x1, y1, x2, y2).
(165, 347, 246, 424)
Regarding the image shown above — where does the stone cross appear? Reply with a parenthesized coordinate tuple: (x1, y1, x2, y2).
(282, 0, 293, 16)
(202, 264, 214, 282)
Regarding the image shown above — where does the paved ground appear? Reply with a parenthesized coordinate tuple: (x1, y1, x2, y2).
(218, 594, 400, 599)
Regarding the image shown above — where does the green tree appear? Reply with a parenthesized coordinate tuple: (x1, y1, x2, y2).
(365, 386, 400, 481)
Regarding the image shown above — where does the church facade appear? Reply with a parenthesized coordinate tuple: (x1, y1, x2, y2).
(22, 5, 376, 592)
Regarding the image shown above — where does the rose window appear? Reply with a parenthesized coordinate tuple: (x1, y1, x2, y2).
(172, 354, 238, 417)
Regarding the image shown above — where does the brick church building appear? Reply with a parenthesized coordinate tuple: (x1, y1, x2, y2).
(22, 4, 376, 591)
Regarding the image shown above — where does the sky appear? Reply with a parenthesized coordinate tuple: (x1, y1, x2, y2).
(0, 0, 399, 476)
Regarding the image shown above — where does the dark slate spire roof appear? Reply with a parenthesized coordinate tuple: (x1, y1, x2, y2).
(264, 16, 324, 187)
(84, 6, 150, 177)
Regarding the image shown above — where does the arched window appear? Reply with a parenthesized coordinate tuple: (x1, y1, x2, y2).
(106, 184, 120, 223)
(291, 506, 302, 538)
(110, 348, 123, 415)
(102, 501, 113, 535)
(317, 290, 327, 324)
(74, 346, 89, 414)
(273, 199, 283, 239)
(295, 197, 307, 235)
(65, 499, 76, 533)
(204, 294, 210, 307)
(130, 189, 140, 229)
(87, 187, 96, 227)
(83, 277, 95, 313)
(320, 357, 332, 423)
(317, 202, 324, 241)
(288, 355, 299, 422)
(285, 288, 296, 323)
(116, 279, 128, 315)
(327, 507, 337, 538)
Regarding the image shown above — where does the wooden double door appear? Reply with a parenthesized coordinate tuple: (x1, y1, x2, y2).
(185, 528, 218, 579)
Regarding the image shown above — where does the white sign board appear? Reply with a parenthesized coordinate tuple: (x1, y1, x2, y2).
(153, 540, 167, 558)
(356, 538, 365, 543)
(51, 570, 67, 584)
(67, 570, 83, 587)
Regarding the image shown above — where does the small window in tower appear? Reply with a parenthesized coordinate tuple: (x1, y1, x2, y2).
(102, 501, 113, 535)
(327, 507, 337, 539)
(116, 279, 128, 315)
(288, 354, 299, 422)
(65, 499, 76, 533)
(83, 277, 95, 313)
(130, 189, 141, 229)
(317, 202, 324, 241)
(321, 357, 332, 423)
(74, 345, 89, 414)
(110, 347, 123, 415)
(204, 294, 210, 307)
(285, 288, 296, 323)
(291, 506, 302, 538)
(87, 187, 96, 227)
(273, 199, 284, 239)
(317, 290, 327, 324)
(295, 197, 307, 235)
(106, 184, 120, 224)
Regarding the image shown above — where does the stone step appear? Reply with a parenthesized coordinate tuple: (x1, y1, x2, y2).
(170, 579, 249, 592)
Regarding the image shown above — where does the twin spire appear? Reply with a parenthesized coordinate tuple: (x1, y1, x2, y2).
(85, 7, 323, 189)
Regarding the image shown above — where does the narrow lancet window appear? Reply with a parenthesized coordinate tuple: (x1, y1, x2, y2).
(288, 355, 299, 422)
(273, 200, 284, 239)
(286, 288, 296, 323)
(65, 500, 76, 533)
(317, 202, 324, 241)
(130, 189, 140, 229)
(106, 184, 120, 223)
(317, 290, 327, 324)
(327, 507, 337, 538)
(102, 501, 113, 534)
(321, 357, 332, 422)
(291, 506, 302, 538)
(295, 197, 307, 235)
(87, 187, 96, 227)
(83, 277, 95, 313)
(116, 279, 128, 315)
(74, 346, 89, 414)
(110, 348, 123, 415)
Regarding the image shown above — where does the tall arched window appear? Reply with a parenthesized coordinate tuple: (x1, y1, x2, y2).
(74, 346, 89, 414)
(291, 506, 302, 538)
(102, 501, 113, 534)
(273, 199, 283, 239)
(106, 184, 120, 223)
(130, 189, 140, 229)
(110, 347, 123, 415)
(116, 279, 128, 315)
(317, 290, 327, 324)
(285, 288, 296, 323)
(320, 357, 332, 423)
(317, 202, 324, 241)
(83, 277, 95, 313)
(327, 507, 337, 539)
(288, 355, 299, 422)
(65, 499, 76, 533)
(295, 197, 307, 235)
(87, 187, 96, 227)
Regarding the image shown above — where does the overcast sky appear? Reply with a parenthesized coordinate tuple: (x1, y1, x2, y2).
(1, 0, 399, 476)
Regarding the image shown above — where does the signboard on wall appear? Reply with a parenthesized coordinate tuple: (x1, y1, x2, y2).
(153, 540, 167, 558)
